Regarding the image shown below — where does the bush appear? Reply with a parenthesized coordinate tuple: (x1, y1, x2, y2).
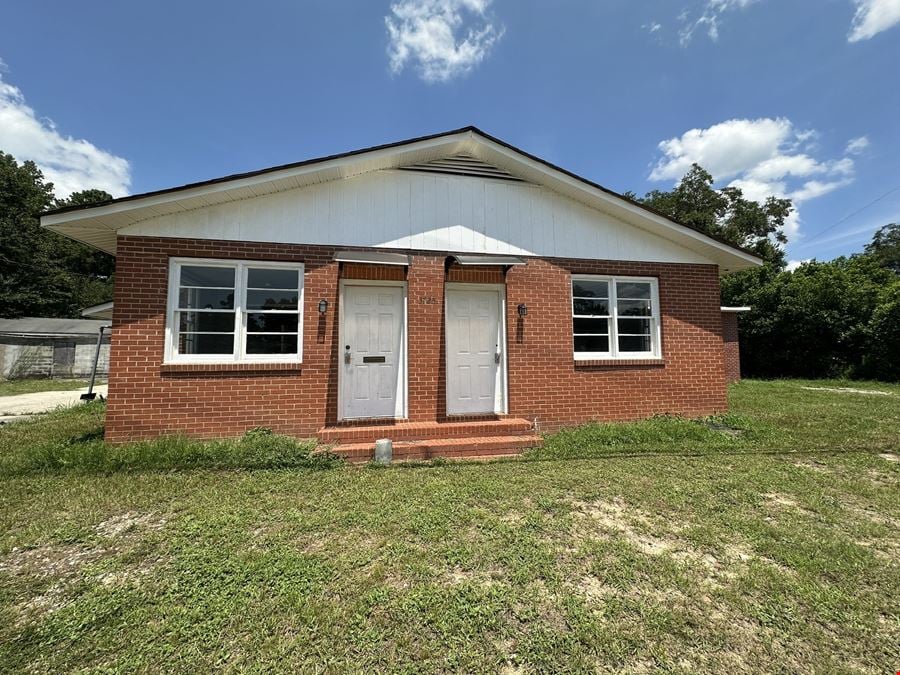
(723, 256, 900, 381)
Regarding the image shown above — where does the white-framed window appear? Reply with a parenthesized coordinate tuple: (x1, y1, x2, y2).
(165, 258, 304, 364)
(571, 275, 661, 360)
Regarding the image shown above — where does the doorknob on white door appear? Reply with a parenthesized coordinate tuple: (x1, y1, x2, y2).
(495, 351, 501, 364)
(344, 345, 351, 364)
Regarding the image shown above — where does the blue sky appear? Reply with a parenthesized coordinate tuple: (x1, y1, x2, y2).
(1, 0, 898, 264)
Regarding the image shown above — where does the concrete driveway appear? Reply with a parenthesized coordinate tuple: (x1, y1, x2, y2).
(0, 385, 109, 421)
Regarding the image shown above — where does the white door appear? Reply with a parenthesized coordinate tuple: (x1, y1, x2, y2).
(445, 287, 505, 415)
(341, 284, 405, 420)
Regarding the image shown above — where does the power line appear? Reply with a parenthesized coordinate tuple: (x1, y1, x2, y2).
(0, 254, 111, 282)
(800, 184, 900, 247)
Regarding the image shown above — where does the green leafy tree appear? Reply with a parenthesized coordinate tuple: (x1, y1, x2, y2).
(0, 152, 114, 318)
(629, 164, 792, 266)
(860, 283, 900, 381)
(732, 256, 894, 378)
(864, 223, 900, 273)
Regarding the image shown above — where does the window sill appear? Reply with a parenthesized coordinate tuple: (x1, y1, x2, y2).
(160, 362, 303, 375)
(574, 358, 665, 368)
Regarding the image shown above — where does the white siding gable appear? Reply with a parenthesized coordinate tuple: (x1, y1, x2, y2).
(120, 170, 714, 265)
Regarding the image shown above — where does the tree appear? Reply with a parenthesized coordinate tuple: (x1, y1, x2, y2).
(861, 283, 900, 381)
(0, 151, 114, 318)
(628, 164, 792, 267)
(864, 223, 900, 273)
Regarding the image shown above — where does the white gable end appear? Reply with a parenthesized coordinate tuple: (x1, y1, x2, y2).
(120, 169, 714, 265)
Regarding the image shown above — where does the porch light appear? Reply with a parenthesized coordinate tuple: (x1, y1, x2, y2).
(318, 299, 329, 314)
(517, 303, 528, 317)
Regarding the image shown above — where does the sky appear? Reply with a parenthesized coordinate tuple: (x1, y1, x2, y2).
(1, 0, 899, 266)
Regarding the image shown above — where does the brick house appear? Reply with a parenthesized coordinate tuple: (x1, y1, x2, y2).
(42, 127, 760, 460)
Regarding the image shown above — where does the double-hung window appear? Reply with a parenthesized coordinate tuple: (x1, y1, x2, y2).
(572, 275, 660, 360)
(166, 258, 304, 363)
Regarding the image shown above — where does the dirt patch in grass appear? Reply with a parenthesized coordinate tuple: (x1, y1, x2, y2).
(2, 510, 168, 626)
(0, 542, 107, 579)
(96, 511, 166, 538)
(444, 566, 504, 588)
(800, 386, 893, 396)
(570, 498, 678, 555)
(878, 453, 898, 463)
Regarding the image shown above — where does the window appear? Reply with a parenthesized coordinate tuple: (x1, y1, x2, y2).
(572, 275, 660, 360)
(166, 258, 304, 363)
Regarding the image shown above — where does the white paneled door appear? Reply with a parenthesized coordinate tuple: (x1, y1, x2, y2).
(445, 286, 506, 415)
(340, 283, 405, 420)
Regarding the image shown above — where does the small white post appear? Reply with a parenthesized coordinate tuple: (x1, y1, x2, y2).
(374, 438, 393, 465)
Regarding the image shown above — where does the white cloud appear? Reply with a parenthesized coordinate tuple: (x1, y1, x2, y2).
(848, 0, 900, 41)
(845, 135, 871, 154)
(0, 68, 130, 198)
(644, 22, 663, 33)
(678, 0, 759, 46)
(786, 259, 811, 272)
(385, 0, 503, 83)
(650, 118, 864, 240)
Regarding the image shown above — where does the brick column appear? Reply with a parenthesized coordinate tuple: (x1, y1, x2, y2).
(406, 256, 445, 421)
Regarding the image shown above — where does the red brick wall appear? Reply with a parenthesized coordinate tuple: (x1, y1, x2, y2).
(722, 311, 741, 382)
(106, 235, 727, 441)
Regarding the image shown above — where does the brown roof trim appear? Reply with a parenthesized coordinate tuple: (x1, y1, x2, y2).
(41, 126, 762, 262)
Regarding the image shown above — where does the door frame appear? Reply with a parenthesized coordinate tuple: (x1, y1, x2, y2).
(444, 282, 509, 416)
(337, 279, 408, 421)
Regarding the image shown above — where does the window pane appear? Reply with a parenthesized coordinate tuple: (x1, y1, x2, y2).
(574, 335, 610, 353)
(179, 288, 234, 310)
(178, 311, 235, 332)
(619, 335, 652, 352)
(180, 266, 235, 288)
(616, 281, 651, 299)
(246, 334, 298, 355)
(617, 299, 652, 316)
(247, 268, 299, 289)
(618, 318, 652, 335)
(573, 298, 609, 316)
(572, 280, 608, 298)
(178, 332, 234, 354)
(246, 289, 299, 310)
(246, 313, 300, 333)
(573, 318, 609, 335)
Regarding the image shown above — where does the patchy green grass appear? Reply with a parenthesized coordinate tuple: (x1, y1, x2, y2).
(532, 378, 900, 460)
(0, 379, 897, 672)
(0, 378, 93, 397)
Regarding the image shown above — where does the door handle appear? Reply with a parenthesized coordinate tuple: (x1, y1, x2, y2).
(344, 345, 351, 364)
(495, 351, 501, 364)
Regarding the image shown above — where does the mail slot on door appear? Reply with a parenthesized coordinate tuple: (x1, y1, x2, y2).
(362, 356, 387, 363)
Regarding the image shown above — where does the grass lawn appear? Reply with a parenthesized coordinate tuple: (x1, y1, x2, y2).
(0, 379, 897, 672)
(0, 378, 93, 397)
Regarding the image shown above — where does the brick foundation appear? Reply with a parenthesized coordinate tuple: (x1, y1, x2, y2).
(105, 235, 727, 442)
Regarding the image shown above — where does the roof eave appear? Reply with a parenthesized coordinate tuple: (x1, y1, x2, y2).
(40, 126, 763, 271)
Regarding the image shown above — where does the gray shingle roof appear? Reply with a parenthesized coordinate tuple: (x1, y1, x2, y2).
(0, 317, 109, 336)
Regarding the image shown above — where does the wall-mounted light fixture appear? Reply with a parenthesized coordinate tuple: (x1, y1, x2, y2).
(318, 299, 329, 314)
(517, 303, 528, 317)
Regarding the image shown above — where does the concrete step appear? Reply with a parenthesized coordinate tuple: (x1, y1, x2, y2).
(326, 433, 543, 463)
(317, 417, 534, 444)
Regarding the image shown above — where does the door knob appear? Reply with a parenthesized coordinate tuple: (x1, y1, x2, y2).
(495, 351, 501, 364)
(344, 345, 351, 364)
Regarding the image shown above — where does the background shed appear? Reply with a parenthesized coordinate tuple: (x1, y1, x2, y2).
(0, 318, 110, 379)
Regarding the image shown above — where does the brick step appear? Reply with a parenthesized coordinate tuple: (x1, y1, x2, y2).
(317, 417, 534, 444)
(327, 434, 543, 463)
